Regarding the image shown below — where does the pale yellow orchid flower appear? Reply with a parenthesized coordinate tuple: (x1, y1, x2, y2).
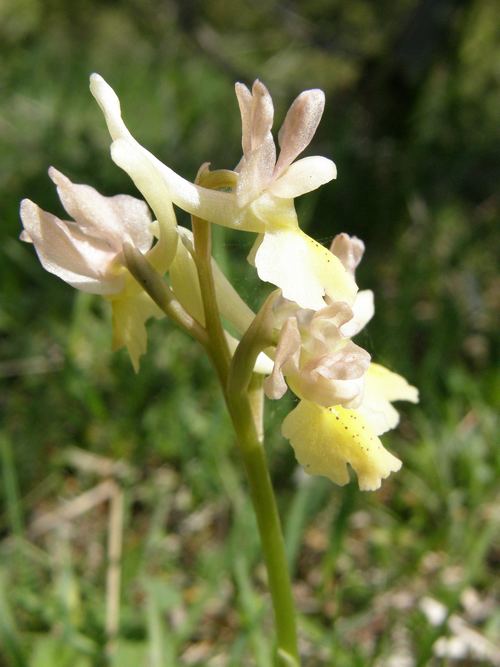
(272, 233, 418, 490)
(89, 74, 357, 311)
(19, 168, 165, 370)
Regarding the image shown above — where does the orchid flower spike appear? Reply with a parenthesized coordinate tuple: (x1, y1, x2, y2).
(20, 168, 166, 370)
(89, 74, 357, 310)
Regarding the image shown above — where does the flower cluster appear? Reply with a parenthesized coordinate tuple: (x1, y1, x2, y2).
(20, 75, 418, 490)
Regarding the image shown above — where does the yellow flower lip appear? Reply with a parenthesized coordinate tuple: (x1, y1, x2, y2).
(282, 401, 402, 491)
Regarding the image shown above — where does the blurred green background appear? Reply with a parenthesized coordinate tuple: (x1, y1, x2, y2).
(1, 0, 499, 665)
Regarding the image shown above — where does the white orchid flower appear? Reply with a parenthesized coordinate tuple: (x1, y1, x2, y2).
(20, 168, 165, 370)
(89, 74, 357, 310)
(20, 168, 154, 294)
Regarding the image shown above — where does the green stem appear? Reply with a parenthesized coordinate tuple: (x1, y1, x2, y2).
(191, 215, 231, 382)
(226, 393, 300, 666)
(191, 174, 299, 665)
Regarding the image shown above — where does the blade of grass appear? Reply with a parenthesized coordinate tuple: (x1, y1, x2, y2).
(233, 555, 272, 667)
(0, 569, 27, 667)
(0, 435, 25, 538)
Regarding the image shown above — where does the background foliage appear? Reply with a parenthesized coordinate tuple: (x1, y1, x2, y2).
(1, 0, 499, 665)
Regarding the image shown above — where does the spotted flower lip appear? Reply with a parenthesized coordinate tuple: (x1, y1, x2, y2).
(282, 400, 404, 491)
(19, 167, 154, 295)
(282, 363, 419, 491)
(90, 73, 357, 311)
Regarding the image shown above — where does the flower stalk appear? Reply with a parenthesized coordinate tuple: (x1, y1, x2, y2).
(191, 185, 300, 665)
(226, 399, 300, 667)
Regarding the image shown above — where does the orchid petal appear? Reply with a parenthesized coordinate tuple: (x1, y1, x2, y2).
(110, 287, 163, 372)
(235, 82, 253, 156)
(253, 229, 357, 310)
(90, 73, 134, 142)
(358, 363, 419, 435)
(91, 74, 179, 264)
(20, 199, 124, 294)
(249, 80, 274, 151)
(264, 317, 302, 400)
(275, 89, 325, 176)
(307, 302, 353, 349)
(367, 363, 419, 403)
(147, 206, 178, 275)
(289, 340, 370, 408)
(48, 168, 153, 254)
(73, 144, 177, 270)
(330, 233, 365, 276)
(236, 137, 276, 206)
(340, 290, 374, 338)
(282, 400, 402, 491)
(268, 156, 336, 199)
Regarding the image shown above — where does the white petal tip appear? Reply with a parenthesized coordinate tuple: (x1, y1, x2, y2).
(89, 73, 124, 140)
(47, 166, 68, 186)
(19, 229, 32, 242)
(302, 88, 325, 104)
(407, 387, 420, 403)
(89, 72, 108, 93)
(89, 73, 106, 100)
(20, 198, 36, 216)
